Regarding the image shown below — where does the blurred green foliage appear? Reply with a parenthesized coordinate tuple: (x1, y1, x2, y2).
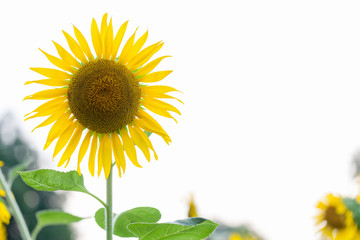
(0, 112, 75, 240)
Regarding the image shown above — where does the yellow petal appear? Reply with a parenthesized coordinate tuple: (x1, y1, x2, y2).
(120, 128, 142, 168)
(101, 134, 112, 179)
(126, 30, 148, 62)
(103, 18, 113, 59)
(52, 41, 81, 68)
(142, 96, 181, 115)
(118, 30, 137, 64)
(143, 92, 183, 104)
(88, 133, 98, 176)
(111, 132, 126, 176)
(25, 100, 68, 120)
(44, 112, 73, 149)
(128, 42, 163, 71)
(141, 85, 180, 94)
(128, 125, 150, 161)
(58, 125, 83, 167)
(139, 70, 172, 83)
(25, 79, 69, 87)
(100, 13, 108, 44)
(62, 30, 87, 63)
(97, 135, 104, 177)
(25, 96, 66, 117)
(111, 21, 128, 60)
(135, 56, 171, 77)
(133, 125, 158, 160)
(23, 88, 67, 100)
(30, 67, 72, 80)
(73, 25, 94, 61)
(39, 48, 75, 73)
(91, 18, 102, 58)
(135, 110, 171, 143)
(77, 130, 92, 174)
(53, 121, 77, 158)
(132, 118, 171, 144)
(31, 110, 65, 132)
(142, 103, 177, 122)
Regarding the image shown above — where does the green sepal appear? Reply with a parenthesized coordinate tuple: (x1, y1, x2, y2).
(343, 197, 360, 227)
(144, 131, 152, 137)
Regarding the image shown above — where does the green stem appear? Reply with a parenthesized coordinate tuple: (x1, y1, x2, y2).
(30, 224, 41, 240)
(0, 169, 32, 240)
(106, 167, 113, 240)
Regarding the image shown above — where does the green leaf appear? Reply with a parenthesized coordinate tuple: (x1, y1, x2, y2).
(31, 210, 84, 239)
(127, 217, 218, 240)
(36, 210, 84, 227)
(95, 208, 106, 229)
(95, 207, 161, 238)
(114, 207, 161, 237)
(18, 169, 88, 193)
(94, 208, 117, 229)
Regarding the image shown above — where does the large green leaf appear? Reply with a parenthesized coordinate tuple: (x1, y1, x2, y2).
(31, 210, 84, 239)
(114, 207, 161, 237)
(127, 217, 218, 240)
(18, 169, 88, 193)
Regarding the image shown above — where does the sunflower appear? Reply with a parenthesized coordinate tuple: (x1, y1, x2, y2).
(24, 14, 181, 179)
(316, 194, 360, 240)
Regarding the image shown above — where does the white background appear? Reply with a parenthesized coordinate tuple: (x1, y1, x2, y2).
(2, 0, 360, 239)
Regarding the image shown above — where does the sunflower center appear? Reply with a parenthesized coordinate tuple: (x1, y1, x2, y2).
(68, 59, 141, 133)
(325, 207, 346, 229)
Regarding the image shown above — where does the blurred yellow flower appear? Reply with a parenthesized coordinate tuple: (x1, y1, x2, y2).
(0, 223, 6, 240)
(0, 202, 10, 225)
(188, 194, 198, 218)
(229, 233, 257, 240)
(0, 162, 3, 167)
(316, 194, 360, 240)
(24, 13, 181, 179)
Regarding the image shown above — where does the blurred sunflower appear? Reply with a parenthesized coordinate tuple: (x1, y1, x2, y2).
(0, 161, 10, 240)
(316, 194, 360, 240)
(24, 14, 181, 179)
(0, 202, 10, 240)
(188, 194, 198, 218)
(229, 233, 258, 240)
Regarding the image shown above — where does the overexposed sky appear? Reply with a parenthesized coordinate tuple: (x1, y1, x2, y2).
(2, 1, 360, 239)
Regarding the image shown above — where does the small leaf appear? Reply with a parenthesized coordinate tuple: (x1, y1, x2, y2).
(114, 207, 161, 237)
(95, 208, 106, 229)
(94, 208, 116, 230)
(127, 217, 218, 240)
(8, 160, 32, 186)
(31, 210, 84, 239)
(18, 169, 88, 193)
(36, 210, 84, 226)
